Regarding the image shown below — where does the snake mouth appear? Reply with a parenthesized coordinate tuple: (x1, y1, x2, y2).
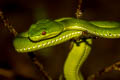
(14, 31, 82, 53)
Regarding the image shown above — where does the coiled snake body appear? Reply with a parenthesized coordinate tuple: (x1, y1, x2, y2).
(13, 18, 120, 80)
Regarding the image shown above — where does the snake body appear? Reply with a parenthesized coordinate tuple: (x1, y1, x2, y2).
(13, 18, 120, 80)
(60, 18, 120, 38)
(64, 39, 92, 80)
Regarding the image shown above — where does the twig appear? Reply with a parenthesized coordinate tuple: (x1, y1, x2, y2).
(75, 0, 83, 18)
(0, 11, 17, 37)
(28, 52, 52, 80)
(0, 69, 14, 78)
(0, 10, 52, 80)
(87, 61, 120, 80)
(0, 10, 16, 79)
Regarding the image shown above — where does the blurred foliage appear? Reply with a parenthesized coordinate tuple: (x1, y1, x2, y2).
(0, 0, 120, 80)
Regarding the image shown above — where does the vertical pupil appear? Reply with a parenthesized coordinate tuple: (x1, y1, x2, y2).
(42, 31, 46, 35)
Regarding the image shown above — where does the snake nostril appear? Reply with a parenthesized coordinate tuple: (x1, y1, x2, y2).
(42, 31, 46, 35)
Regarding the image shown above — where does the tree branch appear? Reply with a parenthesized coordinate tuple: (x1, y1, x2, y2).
(87, 61, 120, 80)
(75, 0, 83, 18)
(0, 10, 52, 80)
(0, 68, 14, 78)
(0, 11, 17, 37)
(28, 52, 52, 80)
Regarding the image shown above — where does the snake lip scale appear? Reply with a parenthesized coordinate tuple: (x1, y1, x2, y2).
(14, 31, 82, 53)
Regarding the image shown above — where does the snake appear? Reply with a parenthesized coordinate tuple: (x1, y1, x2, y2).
(13, 17, 120, 80)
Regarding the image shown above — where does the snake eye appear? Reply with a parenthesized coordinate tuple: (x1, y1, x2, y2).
(42, 31, 46, 35)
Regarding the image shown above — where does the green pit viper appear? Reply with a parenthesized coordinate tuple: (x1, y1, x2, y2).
(13, 17, 120, 80)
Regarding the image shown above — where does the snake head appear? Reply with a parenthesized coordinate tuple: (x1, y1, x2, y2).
(28, 19, 63, 41)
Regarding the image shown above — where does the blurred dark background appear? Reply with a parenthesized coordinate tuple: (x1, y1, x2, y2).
(0, 0, 120, 80)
